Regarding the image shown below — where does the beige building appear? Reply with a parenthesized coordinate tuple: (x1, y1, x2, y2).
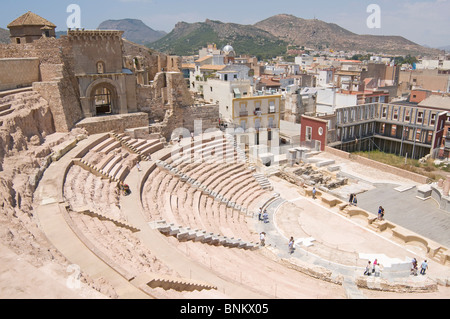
(66, 29, 138, 117)
(203, 78, 281, 145)
(7, 11, 56, 44)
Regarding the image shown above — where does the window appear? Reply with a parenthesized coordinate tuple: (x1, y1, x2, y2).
(306, 126, 312, 141)
(416, 129, 422, 142)
(427, 131, 433, 144)
(381, 107, 387, 118)
(430, 114, 436, 126)
(393, 109, 398, 120)
(318, 127, 324, 136)
(16, 38, 21, 44)
(269, 101, 276, 113)
(417, 111, 423, 124)
(391, 125, 397, 136)
(268, 117, 274, 129)
(405, 109, 410, 122)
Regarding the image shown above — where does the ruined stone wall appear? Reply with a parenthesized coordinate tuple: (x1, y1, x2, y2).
(0, 58, 40, 91)
(75, 113, 149, 135)
(0, 38, 83, 132)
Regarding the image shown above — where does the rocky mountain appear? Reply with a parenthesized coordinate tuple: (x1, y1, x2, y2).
(0, 28, 10, 44)
(98, 19, 166, 45)
(148, 19, 288, 59)
(150, 14, 441, 58)
(254, 14, 440, 56)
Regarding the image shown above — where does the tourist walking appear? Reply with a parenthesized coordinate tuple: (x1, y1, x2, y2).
(136, 160, 142, 172)
(352, 194, 358, 206)
(263, 210, 269, 223)
(288, 236, 295, 254)
(374, 262, 381, 277)
(260, 232, 266, 247)
(372, 259, 378, 274)
(312, 187, 316, 199)
(411, 258, 418, 276)
(377, 206, 384, 220)
(364, 261, 372, 276)
(349, 193, 354, 204)
(420, 260, 428, 275)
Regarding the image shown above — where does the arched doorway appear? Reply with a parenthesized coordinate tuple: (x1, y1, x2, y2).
(94, 86, 113, 115)
(86, 80, 120, 116)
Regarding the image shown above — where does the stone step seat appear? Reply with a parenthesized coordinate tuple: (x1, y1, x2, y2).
(170, 138, 231, 161)
(126, 139, 147, 149)
(208, 171, 256, 204)
(0, 103, 12, 112)
(116, 134, 132, 143)
(0, 108, 14, 117)
(169, 147, 230, 167)
(142, 169, 168, 221)
(202, 164, 248, 195)
(149, 220, 258, 250)
(69, 210, 175, 283)
(91, 137, 116, 153)
(102, 140, 122, 154)
(75, 159, 116, 182)
(207, 196, 253, 242)
(67, 210, 137, 281)
(194, 142, 235, 158)
(136, 139, 160, 152)
(102, 153, 129, 175)
(171, 138, 227, 158)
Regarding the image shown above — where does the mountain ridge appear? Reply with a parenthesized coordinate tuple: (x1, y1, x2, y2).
(149, 13, 441, 57)
(98, 18, 166, 45)
(254, 14, 439, 56)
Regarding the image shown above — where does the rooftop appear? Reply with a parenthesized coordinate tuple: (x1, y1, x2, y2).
(7, 11, 56, 28)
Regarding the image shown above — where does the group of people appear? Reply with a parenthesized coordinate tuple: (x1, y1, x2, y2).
(117, 181, 131, 196)
(411, 258, 428, 276)
(364, 258, 429, 277)
(258, 207, 269, 223)
(364, 259, 382, 277)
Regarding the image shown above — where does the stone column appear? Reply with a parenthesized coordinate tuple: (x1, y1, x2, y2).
(444, 176, 450, 197)
(288, 149, 297, 167)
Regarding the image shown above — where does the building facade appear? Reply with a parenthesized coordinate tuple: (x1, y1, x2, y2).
(7, 11, 56, 44)
(328, 102, 447, 159)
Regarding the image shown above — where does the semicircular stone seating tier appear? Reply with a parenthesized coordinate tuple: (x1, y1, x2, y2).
(141, 134, 276, 248)
(61, 133, 219, 297)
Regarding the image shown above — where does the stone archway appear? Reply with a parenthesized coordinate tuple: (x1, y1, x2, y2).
(84, 78, 121, 117)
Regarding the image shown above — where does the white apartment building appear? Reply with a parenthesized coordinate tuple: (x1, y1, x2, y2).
(203, 78, 281, 146)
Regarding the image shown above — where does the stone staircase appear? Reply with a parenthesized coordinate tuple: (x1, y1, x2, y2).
(132, 273, 217, 292)
(253, 173, 273, 191)
(231, 136, 256, 171)
(73, 158, 129, 183)
(111, 132, 164, 161)
(75, 208, 140, 233)
(149, 220, 259, 250)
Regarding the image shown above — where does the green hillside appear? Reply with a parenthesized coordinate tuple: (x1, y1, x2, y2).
(148, 20, 287, 59)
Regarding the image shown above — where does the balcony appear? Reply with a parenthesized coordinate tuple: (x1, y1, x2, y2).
(239, 111, 249, 117)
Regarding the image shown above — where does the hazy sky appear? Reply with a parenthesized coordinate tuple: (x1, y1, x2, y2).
(1, 0, 448, 48)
